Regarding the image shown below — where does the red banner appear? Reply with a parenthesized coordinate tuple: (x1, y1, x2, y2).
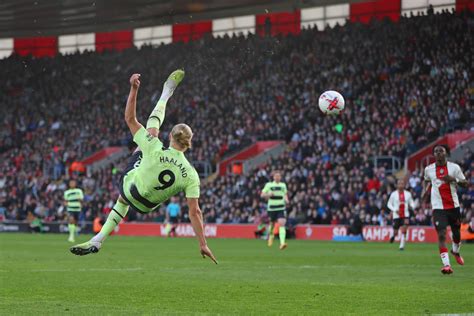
(116, 223, 257, 238)
(350, 0, 401, 24)
(116, 223, 449, 243)
(14, 36, 58, 57)
(172, 21, 212, 43)
(256, 10, 301, 36)
(95, 30, 133, 52)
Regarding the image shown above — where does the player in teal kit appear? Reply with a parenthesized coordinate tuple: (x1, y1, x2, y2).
(70, 70, 217, 264)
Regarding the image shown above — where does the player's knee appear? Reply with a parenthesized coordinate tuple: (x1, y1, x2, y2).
(118, 195, 129, 205)
(437, 229, 447, 241)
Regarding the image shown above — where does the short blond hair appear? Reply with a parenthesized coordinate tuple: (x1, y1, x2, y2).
(171, 123, 193, 150)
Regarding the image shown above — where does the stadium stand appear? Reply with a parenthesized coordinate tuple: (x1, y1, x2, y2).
(0, 9, 472, 228)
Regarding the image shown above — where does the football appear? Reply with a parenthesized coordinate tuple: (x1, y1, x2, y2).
(318, 90, 345, 115)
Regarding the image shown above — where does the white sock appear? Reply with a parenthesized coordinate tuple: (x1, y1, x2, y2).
(91, 232, 105, 243)
(160, 80, 176, 102)
(452, 242, 460, 253)
(400, 233, 405, 249)
(440, 251, 450, 266)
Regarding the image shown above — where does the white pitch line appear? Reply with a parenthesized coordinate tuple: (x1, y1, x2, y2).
(267, 264, 441, 269)
(29, 267, 143, 272)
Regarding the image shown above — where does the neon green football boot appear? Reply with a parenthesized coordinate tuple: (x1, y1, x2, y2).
(163, 69, 185, 98)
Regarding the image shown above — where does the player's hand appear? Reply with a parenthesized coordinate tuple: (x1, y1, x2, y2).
(441, 175, 456, 183)
(129, 73, 141, 90)
(200, 244, 218, 264)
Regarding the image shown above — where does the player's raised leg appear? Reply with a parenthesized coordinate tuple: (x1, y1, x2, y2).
(433, 210, 453, 274)
(399, 220, 409, 250)
(70, 196, 129, 256)
(268, 221, 275, 247)
(390, 227, 398, 244)
(67, 215, 76, 243)
(146, 69, 185, 137)
(450, 209, 464, 265)
(278, 216, 288, 250)
(399, 232, 404, 250)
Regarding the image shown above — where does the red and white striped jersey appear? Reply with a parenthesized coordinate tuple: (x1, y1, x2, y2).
(424, 161, 466, 210)
(387, 190, 414, 219)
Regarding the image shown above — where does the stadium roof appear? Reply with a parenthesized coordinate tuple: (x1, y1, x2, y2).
(0, 0, 362, 38)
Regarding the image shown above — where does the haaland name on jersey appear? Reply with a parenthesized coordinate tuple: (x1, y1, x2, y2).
(159, 155, 188, 178)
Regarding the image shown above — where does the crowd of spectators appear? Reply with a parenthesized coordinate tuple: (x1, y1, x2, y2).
(0, 9, 472, 228)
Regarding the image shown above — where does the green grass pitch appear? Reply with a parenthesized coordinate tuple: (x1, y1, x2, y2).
(1, 234, 473, 315)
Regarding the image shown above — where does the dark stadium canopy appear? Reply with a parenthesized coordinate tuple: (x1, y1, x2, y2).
(0, 0, 363, 38)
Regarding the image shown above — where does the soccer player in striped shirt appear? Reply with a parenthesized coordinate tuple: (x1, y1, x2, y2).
(70, 70, 217, 264)
(63, 180, 84, 243)
(387, 179, 415, 250)
(422, 145, 468, 274)
(261, 171, 289, 250)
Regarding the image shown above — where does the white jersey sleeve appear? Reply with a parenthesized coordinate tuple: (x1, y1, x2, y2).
(424, 166, 430, 182)
(387, 192, 396, 213)
(453, 164, 466, 182)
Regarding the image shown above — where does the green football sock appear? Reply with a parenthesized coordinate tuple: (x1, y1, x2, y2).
(146, 100, 167, 130)
(268, 223, 274, 241)
(279, 226, 286, 245)
(68, 224, 75, 239)
(92, 200, 129, 243)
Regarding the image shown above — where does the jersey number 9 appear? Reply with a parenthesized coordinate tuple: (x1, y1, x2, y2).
(154, 170, 175, 190)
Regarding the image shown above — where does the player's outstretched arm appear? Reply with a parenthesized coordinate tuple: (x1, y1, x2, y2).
(421, 181, 431, 202)
(187, 198, 218, 264)
(125, 74, 144, 136)
(387, 193, 395, 212)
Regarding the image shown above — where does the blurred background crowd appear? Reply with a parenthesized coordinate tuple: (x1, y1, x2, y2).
(0, 9, 472, 229)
